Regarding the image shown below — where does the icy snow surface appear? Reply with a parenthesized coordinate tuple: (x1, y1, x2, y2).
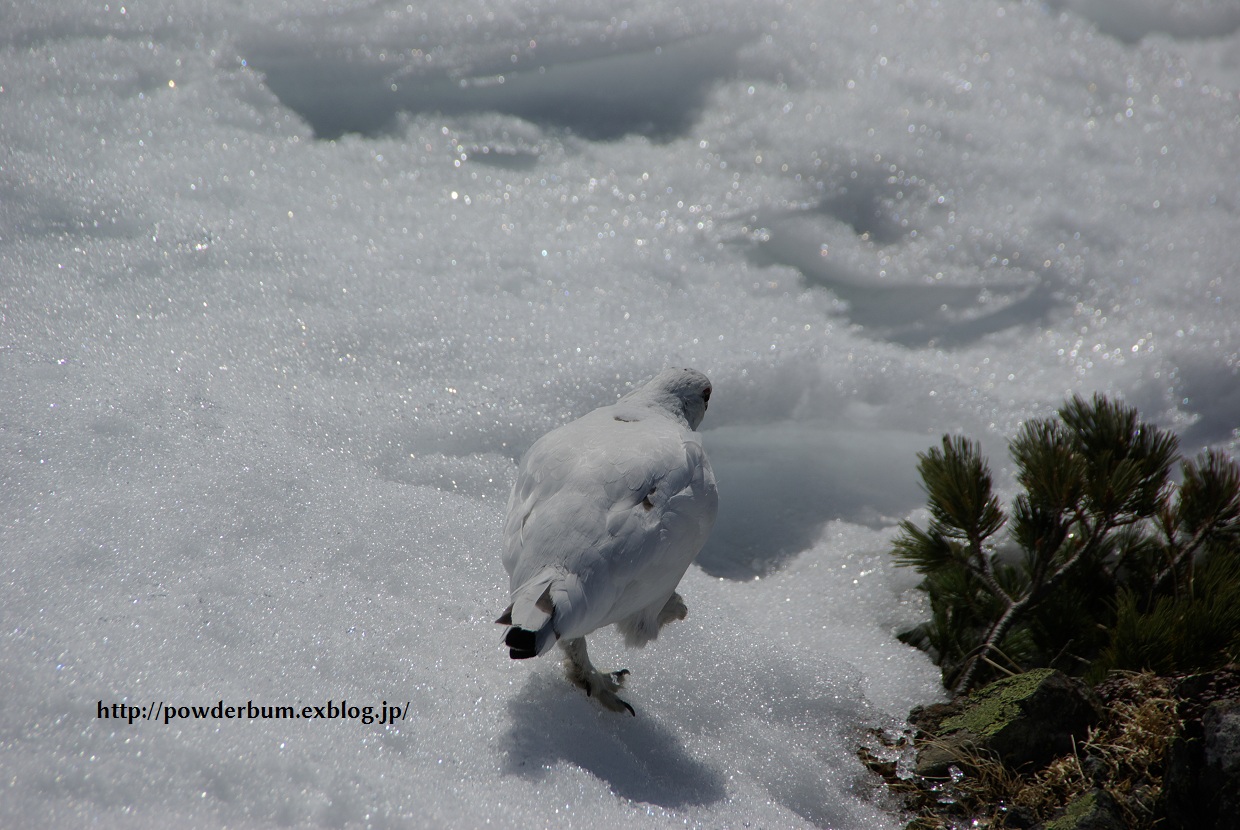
(2, 0, 1238, 827)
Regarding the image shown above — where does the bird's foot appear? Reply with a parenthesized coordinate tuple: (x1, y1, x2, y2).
(577, 671, 635, 716)
(560, 638, 636, 716)
(657, 592, 688, 626)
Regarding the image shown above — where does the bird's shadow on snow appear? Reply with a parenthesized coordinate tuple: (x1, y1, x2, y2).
(499, 672, 727, 808)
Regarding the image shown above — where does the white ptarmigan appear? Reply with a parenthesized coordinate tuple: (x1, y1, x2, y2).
(496, 368, 718, 714)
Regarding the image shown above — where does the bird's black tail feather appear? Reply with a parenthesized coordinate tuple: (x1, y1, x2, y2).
(503, 626, 540, 659)
(495, 580, 558, 659)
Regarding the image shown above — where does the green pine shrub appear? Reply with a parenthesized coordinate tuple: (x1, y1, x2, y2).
(893, 394, 1240, 693)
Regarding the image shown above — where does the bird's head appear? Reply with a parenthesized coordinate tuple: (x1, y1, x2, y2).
(625, 367, 713, 430)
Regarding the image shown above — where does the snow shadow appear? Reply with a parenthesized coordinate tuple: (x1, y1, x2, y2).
(246, 32, 745, 141)
(500, 672, 727, 808)
(695, 424, 929, 580)
(744, 174, 1058, 348)
(0, 177, 143, 241)
(1045, 0, 1240, 43)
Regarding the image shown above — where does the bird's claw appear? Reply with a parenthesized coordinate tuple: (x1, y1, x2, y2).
(560, 638, 636, 715)
(592, 686, 636, 716)
(570, 665, 634, 714)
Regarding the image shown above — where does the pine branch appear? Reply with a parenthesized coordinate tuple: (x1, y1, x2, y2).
(951, 525, 1100, 694)
(1152, 524, 1211, 595)
(964, 535, 1013, 605)
(890, 394, 1238, 692)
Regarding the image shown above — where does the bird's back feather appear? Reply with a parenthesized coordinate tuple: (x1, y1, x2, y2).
(498, 369, 717, 656)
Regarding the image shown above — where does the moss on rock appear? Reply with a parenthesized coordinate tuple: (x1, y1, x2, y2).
(941, 668, 1061, 738)
(913, 669, 1101, 777)
(1041, 789, 1125, 830)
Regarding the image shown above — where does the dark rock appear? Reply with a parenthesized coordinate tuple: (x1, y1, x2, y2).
(912, 735, 970, 779)
(1203, 700, 1240, 822)
(1079, 754, 1109, 785)
(1001, 804, 1039, 828)
(1033, 789, 1125, 830)
(913, 668, 1102, 777)
(907, 700, 961, 735)
(1165, 697, 1240, 830)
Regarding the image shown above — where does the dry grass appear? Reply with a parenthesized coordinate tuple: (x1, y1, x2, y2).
(1074, 672, 1180, 826)
(860, 672, 1184, 829)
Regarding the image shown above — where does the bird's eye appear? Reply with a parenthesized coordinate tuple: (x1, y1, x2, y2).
(703, 387, 711, 403)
